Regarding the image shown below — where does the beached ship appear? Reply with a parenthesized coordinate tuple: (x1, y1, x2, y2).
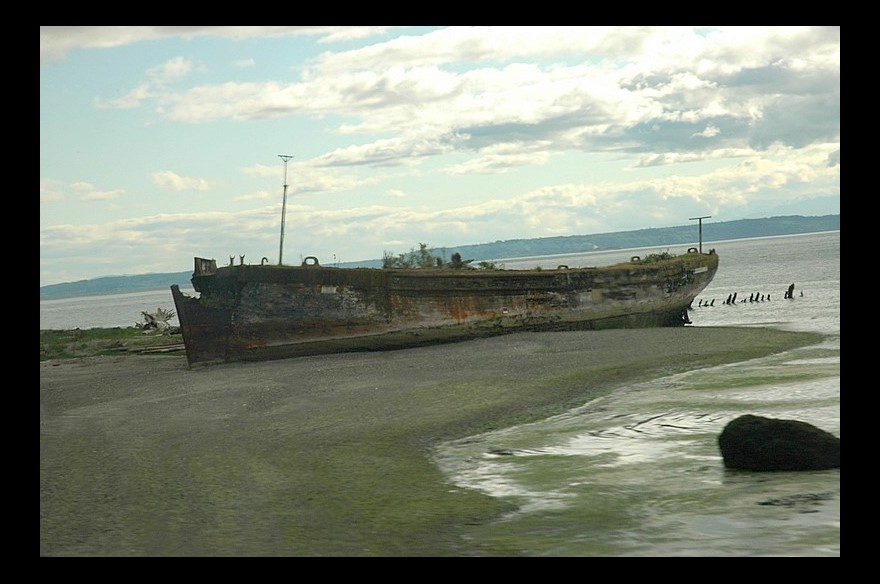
(170, 247, 718, 367)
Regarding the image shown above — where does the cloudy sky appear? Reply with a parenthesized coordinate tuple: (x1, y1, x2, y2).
(40, 26, 839, 287)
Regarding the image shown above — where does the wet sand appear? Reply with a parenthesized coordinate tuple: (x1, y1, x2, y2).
(40, 326, 824, 556)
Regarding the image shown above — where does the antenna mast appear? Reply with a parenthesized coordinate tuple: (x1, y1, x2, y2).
(689, 215, 711, 254)
(278, 155, 294, 265)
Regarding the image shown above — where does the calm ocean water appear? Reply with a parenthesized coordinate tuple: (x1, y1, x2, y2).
(40, 287, 195, 330)
(435, 230, 840, 556)
(39, 231, 840, 556)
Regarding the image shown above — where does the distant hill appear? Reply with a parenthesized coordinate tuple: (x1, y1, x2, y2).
(40, 214, 839, 300)
(429, 214, 840, 265)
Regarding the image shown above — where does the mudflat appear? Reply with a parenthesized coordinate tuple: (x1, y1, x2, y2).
(40, 326, 823, 556)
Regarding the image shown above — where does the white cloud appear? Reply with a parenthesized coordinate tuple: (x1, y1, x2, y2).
(95, 83, 153, 110)
(150, 171, 210, 191)
(40, 178, 65, 203)
(148, 56, 195, 84)
(39, 26, 839, 286)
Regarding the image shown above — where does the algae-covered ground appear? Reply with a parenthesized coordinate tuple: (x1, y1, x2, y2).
(40, 327, 184, 361)
(40, 326, 825, 556)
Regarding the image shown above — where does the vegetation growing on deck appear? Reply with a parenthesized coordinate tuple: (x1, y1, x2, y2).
(382, 243, 502, 270)
(640, 250, 677, 263)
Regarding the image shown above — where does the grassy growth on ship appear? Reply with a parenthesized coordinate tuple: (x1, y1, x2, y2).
(640, 250, 676, 263)
(382, 242, 503, 270)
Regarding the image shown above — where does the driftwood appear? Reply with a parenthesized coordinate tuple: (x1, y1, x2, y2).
(137, 307, 176, 331)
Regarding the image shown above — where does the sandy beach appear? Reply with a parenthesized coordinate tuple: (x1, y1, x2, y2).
(40, 326, 824, 557)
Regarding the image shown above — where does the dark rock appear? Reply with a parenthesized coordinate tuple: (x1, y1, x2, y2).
(718, 414, 840, 471)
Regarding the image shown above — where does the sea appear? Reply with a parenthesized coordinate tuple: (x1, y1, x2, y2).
(40, 287, 193, 330)
(39, 230, 840, 556)
(436, 230, 840, 556)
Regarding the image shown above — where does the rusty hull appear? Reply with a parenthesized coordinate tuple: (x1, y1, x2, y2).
(171, 250, 719, 367)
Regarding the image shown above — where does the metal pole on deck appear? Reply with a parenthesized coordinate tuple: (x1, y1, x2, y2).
(689, 215, 711, 253)
(278, 155, 294, 265)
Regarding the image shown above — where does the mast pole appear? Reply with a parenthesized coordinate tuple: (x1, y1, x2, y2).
(689, 215, 711, 253)
(278, 155, 294, 265)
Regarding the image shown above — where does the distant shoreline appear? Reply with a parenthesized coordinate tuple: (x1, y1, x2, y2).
(493, 229, 841, 264)
(40, 216, 839, 299)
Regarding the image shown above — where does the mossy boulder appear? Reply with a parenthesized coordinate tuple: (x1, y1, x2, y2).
(718, 414, 840, 471)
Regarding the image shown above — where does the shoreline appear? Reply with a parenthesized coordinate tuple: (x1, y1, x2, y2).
(41, 326, 825, 556)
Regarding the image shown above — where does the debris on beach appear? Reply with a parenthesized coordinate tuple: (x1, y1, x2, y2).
(137, 307, 177, 331)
